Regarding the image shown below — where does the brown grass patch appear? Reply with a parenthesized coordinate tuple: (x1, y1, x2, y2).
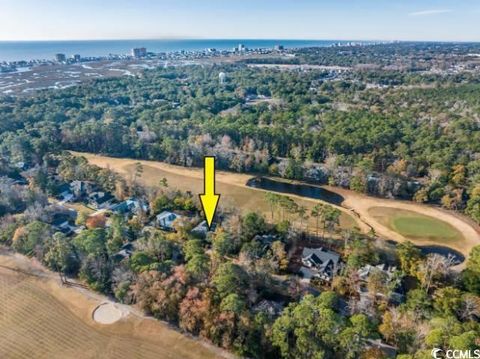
(0, 252, 228, 359)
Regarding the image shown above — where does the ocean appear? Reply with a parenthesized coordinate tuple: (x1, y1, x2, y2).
(0, 39, 350, 62)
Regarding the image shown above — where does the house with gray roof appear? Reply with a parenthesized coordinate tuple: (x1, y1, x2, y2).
(88, 191, 114, 209)
(300, 247, 340, 282)
(110, 198, 148, 216)
(357, 264, 397, 282)
(357, 263, 404, 304)
(156, 211, 182, 231)
(191, 220, 210, 237)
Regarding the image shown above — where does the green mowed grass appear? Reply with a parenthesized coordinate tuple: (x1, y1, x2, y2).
(369, 207, 464, 244)
(392, 216, 458, 240)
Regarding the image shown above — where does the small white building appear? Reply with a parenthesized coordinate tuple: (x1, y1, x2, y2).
(219, 72, 226, 85)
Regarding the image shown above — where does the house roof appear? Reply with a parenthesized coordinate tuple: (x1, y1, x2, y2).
(366, 339, 397, 358)
(253, 300, 284, 316)
(71, 180, 95, 188)
(302, 247, 339, 266)
(70, 180, 96, 195)
(157, 211, 180, 220)
(121, 243, 134, 251)
(253, 234, 278, 246)
(50, 209, 76, 226)
(192, 220, 209, 234)
(110, 201, 131, 213)
(110, 199, 147, 214)
(57, 183, 71, 194)
(357, 264, 397, 281)
(156, 211, 182, 228)
(89, 192, 114, 205)
(301, 247, 340, 279)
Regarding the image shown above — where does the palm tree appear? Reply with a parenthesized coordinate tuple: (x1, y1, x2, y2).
(278, 196, 295, 222)
(297, 205, 308, 231)
(324, 207, 341, 239)
(283, 197, 298, 222)
(311, 203, 325, 238)
(265, 192, 280, 220)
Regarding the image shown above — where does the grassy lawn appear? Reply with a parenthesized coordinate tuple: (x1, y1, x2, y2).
(62, 202, 95, 215)
(369, 206, 464, 244)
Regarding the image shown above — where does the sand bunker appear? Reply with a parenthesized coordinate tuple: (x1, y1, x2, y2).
(93, 303, 123, 324)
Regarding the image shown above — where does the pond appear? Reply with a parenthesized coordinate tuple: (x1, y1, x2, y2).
(385, 241, 465, 264)
(246, 177, 345, 206)
(418, 245, 465, 264)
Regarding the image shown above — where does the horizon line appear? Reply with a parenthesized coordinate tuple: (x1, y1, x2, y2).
(0, 37, 381, 42)
(0, 37, 479, 44)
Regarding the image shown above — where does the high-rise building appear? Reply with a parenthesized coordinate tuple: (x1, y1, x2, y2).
(238, 44, 246, 52)
(131, 48, 147, 58)
(55, 53, 66, 62)
(72, 54, 81, 62)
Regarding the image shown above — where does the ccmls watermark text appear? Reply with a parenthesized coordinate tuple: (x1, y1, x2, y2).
(432, 348, 480, 359)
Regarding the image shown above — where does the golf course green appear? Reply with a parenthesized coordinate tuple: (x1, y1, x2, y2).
(369, 207, 464, 244)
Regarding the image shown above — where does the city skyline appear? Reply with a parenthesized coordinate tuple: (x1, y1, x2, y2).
(1, 0, 480, 42)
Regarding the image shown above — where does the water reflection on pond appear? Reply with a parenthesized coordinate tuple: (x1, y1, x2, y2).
(246, 177, 344, 206)
(419, 245, 465, 264)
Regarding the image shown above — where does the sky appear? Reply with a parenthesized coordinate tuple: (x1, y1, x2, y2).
(1, 0, 480, 42)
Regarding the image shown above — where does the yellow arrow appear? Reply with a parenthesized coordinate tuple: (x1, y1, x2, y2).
(199, 156, 220, 229)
